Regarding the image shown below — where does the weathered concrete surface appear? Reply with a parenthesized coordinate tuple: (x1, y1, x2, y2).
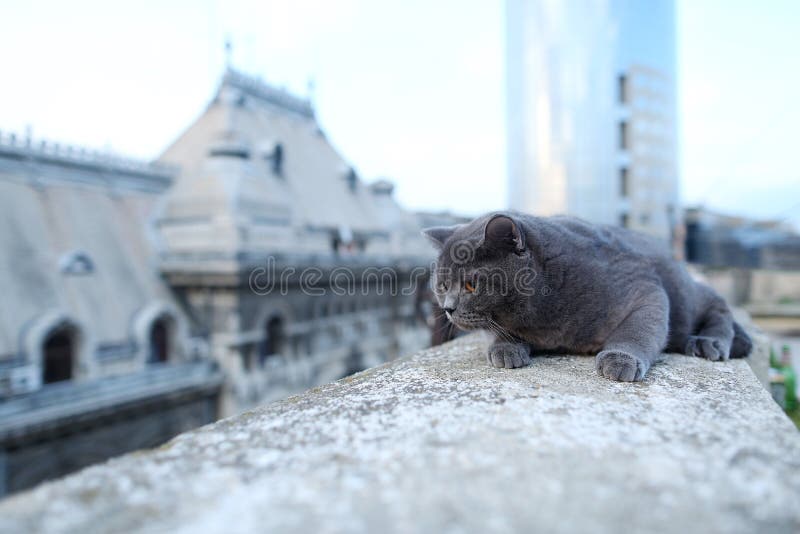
(732, 308, 771, 390)
(2, 333, 799, 534)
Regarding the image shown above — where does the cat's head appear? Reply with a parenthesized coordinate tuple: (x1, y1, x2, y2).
(422, 213, 534, 332)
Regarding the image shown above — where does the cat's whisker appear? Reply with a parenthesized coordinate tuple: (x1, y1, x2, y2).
(431, 316, 456, 338)
(489, 325, 505, 342)
(488, 319, 514, 343)
(493, 320, 516, 344)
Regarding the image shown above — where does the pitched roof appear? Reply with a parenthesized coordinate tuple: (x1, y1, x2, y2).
(0, 162, 179, 359)
(158, 69, 430, 262)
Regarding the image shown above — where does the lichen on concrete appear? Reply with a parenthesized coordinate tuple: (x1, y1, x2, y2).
(1, 333, 799, 534)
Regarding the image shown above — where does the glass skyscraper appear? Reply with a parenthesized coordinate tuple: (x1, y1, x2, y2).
(506, 0, 678, 241)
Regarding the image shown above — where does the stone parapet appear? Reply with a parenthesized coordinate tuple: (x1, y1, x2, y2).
(1, 333, 798, 533)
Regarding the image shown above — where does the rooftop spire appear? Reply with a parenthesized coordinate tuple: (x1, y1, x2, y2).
(224, 37, 233, 69)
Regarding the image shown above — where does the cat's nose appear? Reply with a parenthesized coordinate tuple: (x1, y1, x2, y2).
(443, 306, 455, 315)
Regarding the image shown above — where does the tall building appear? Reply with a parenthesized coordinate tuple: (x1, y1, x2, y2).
(506, 0, 679, 241)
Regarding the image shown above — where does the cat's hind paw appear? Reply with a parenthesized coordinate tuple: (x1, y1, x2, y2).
(487, 342, 531, 369)
(685, 336, 729, 361)
(596, 350, 649, 382)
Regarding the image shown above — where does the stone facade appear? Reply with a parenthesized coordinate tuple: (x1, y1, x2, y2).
(0, 129, 224, 495)
(156, 68, 434, 415)
(0, 67, 437, 494)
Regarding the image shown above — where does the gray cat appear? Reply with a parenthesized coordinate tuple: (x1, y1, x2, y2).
(422, 212, 752, 382)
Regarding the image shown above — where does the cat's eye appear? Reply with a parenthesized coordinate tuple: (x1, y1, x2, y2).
(464, 280, 475, 293)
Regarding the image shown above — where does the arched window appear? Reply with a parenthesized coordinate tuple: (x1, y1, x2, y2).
(258, 316, 285, 365)
(43, 328, 75, 384)
(341, 346, 364, 378)
(58, 250, 95, 275)
(148, 316, 172, 364)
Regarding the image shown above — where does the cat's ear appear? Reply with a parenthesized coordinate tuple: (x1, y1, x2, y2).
(421, 226, 459, 251)
(481, 215, 525, 253)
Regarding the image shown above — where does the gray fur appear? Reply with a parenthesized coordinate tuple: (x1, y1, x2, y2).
(423, 212, 752, 382)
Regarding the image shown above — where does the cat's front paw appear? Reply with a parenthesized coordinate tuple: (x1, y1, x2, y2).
(685, 336, 729, 361)
(487, 342, 531, 369)
(596, 350, 649, 382)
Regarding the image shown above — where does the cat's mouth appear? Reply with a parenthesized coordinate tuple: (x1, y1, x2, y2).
(449, 313, 488, 330)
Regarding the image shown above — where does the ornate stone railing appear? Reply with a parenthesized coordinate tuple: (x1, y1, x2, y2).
(223, 68, 314, 118)
(1, 333, 798, 533)
(0, 130, 176, 180)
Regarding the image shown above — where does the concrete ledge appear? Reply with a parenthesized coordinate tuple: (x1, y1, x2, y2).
(2, 333, 800, 533)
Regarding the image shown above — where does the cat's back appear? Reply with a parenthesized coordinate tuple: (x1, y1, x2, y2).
(535, 215, 669, 259)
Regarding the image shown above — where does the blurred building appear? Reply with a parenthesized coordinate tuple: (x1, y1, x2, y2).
(157, 69, 432, 415)
(685, 207, 800, 270)
(0, 134, 221, 496)
(0, 68, 432, 495)
(506, 0, 679, 241)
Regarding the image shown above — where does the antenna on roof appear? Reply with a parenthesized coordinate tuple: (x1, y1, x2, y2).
(224, 37, 233, 69)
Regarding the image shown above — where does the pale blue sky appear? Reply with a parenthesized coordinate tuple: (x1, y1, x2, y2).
(1, 0, 798, 226)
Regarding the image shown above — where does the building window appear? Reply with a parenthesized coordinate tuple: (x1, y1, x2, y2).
(618, 74, 627, 104)
(619, 121, 628, 150)
(59, 251, 95, 275)
(640, 213, 651, 226)
(267, 143, 284, 177)
(43, 328, 75, 384)
(148, 317, 172, 364)
(346, 168, 357, 192)
(241, 348, 253, 372)
(620, 213, 629, 228)
(258, 316, 285, 364)
(619, 167, 629, 198)
(341, 347, 365, 378)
